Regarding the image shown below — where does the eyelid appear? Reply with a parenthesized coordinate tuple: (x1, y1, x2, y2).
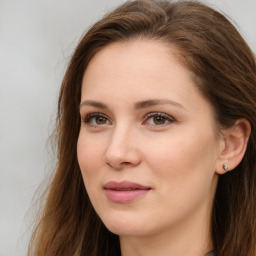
(81, 112, 112, 126)
(81, 111, 175, 128)
(142, 112, 175, 126)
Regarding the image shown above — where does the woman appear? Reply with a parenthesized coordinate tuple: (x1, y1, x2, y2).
(28, 0, 256, 255)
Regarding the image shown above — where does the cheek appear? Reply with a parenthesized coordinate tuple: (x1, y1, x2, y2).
(77, 132, 105, 183)
(143, 128, 218, 194)
(147, 126, 217, 170)
(141, 132, 217, 223)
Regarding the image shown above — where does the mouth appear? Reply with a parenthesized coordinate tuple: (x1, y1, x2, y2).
(103, 181, 152, 203)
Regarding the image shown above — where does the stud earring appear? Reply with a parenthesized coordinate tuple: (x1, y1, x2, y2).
(223, 163, 229, 172)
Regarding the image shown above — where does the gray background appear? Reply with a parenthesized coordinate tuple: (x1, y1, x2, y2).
(0, 1, 255, 255)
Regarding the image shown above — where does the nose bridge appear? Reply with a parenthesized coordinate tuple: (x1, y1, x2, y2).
(105, 122, 140, 168)
(108, 122, 134, 155)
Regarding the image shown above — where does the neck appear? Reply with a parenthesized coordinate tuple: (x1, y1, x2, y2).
(120, 200, 214, 256)
(120, 224, 213, 256)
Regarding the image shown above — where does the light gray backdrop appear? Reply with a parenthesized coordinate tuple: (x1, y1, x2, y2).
(0, 1, 255, 255)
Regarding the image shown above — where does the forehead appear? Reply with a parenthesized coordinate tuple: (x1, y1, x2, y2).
(82, 40, 194, 94)
(84, 40, 193, 95)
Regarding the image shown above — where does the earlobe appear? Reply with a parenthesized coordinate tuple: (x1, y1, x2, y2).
(216, 119, 251, 175)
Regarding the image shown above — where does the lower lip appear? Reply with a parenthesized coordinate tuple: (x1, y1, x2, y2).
(104, 189, 150, 203)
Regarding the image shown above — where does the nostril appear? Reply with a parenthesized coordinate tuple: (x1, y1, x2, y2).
(104, 142, 141, 169)
(106, 160, 136, 170)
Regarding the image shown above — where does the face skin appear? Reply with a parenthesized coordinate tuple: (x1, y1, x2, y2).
(77, 40, 222, 256)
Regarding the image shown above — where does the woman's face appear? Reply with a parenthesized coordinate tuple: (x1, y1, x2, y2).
(77, 40, 221, 238)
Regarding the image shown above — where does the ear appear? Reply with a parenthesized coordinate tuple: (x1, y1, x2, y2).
(216, 119, 251, 174)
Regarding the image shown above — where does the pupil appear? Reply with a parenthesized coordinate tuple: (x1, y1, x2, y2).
(154, 116, 165, 124)
(96, 116, 106, 124)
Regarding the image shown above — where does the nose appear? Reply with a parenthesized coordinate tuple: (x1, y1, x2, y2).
(104, 124, 141, 170)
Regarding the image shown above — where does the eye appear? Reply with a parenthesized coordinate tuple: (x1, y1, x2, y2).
(82, 113, 111, 126)
(143, 112, 174, 126)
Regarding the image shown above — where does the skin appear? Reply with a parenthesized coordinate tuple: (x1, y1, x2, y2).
(77, 40, 223, 256)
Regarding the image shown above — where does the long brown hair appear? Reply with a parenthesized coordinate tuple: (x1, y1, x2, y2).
(28, 1, 256, 255)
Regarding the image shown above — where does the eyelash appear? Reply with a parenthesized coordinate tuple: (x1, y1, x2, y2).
(82, 112, 111, 126)
(81, 112, 175, 128)
(143, 112, 175, 126)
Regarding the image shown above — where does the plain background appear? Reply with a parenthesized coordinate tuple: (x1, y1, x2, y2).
(0, 1, 255, 255)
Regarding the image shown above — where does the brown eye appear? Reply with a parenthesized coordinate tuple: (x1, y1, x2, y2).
(142, 112, 175, 127)
(153, 116, 166, 125)
(83, 113, 111, 126)
(96, 116, 107, 125)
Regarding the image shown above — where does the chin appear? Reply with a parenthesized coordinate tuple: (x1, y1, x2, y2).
(101, 213, 149, 236)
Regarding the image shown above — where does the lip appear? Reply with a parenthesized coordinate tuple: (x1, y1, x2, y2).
(103, 181, 151, 203)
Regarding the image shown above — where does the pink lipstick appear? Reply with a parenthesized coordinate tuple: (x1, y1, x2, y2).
(103, 181, 151, 203)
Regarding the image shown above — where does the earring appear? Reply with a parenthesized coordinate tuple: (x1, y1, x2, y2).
(223, 163, 229, 172)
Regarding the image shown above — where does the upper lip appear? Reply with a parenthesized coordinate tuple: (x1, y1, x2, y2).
(103, 181, 151, 191)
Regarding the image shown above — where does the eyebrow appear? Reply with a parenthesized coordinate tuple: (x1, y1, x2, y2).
(80, 99, 185, 110)
(80, 100, 108, 109)
(134, 99, 185, 110)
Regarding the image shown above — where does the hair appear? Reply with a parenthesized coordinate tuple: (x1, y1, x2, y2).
(28, 1, 256, 255)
